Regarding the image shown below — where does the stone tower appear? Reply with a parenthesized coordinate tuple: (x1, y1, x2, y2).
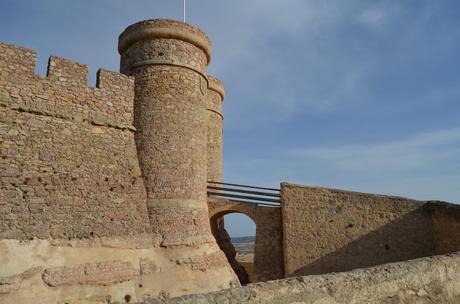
(206, 76, 225, 183)
(118, 17, 238, 284)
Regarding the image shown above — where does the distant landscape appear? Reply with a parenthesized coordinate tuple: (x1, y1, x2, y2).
(231, 236, 255, 244)
(231, 236, 255, 262)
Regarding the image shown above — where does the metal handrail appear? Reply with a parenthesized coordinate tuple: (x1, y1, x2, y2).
(207, 181, 281, 206)
(207, 186, 280, 198)
(207, 181, 280, 192)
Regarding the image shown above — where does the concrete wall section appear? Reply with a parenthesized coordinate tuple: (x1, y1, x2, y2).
(281, 183, 434, 277)
(142, 252, 460, 304)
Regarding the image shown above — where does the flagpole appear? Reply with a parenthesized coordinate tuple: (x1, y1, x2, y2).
(183, 0, 186, 22)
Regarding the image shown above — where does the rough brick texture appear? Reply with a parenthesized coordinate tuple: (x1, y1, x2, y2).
(0, 41, 150, 240)
(281, 183, 434, 277)
(206, 76, 224, 183)
(119, 19, 215, 246)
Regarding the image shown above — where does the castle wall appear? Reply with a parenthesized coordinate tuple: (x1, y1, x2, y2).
(254, 206, 284, 281)
(280, 183, 434, 277)
(431, 201, 460, 255)
(142, 252, 460, 304)
(0, 36, 239, 303)
(0, 41, 150, 240)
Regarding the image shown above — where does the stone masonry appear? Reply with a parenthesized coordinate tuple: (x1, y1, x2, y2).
(119, 19, 216, 247)
(281, 183, 460, 277)
(206, 76, 224, 183)
(0, 19, 239, 304)
(0, 42, 150, 240)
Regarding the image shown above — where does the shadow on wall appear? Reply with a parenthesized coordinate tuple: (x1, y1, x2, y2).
(208, 198, 285, 283)
(210, 214, 251, 285)
(281, 183, 460, 278)
(292, 205, 434, 276)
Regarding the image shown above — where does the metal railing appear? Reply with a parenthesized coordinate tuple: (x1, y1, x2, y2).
(207, 181, 280, 207)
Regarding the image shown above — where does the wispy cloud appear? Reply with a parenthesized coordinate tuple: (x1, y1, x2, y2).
(289, 128, 460, 171)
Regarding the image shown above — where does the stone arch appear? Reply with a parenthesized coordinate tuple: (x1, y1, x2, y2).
(208, 201, 259, 284)
(209, 203, 258, 229)
(208, 198, 285, 282)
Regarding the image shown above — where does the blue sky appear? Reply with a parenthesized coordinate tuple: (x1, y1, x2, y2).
(1, 1, 459, 237)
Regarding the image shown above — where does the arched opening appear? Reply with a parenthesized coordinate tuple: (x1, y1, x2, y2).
(210, 211, 256, 284)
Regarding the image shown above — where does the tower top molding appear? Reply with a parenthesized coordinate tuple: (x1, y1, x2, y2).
(118, 19, 212, 64)
(208, 76, 225, 101)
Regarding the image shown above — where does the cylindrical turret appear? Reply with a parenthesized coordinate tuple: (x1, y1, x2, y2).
(119, 19, 213, 246)
(206, 76, 225, 183)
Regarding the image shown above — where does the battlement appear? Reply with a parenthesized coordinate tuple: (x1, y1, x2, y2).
(0, 41, 135, 130)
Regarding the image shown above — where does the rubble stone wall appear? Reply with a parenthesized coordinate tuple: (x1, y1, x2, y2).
(431, 201, 460, 255)
(206, 76, 224, 183)
(0, 41, 150, 240)
(119, 19, 215, 247)
(281, 183, 434, 277)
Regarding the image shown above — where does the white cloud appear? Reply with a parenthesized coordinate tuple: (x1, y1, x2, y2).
(358, 7, 389, 28)
(289, 128, 460, 171)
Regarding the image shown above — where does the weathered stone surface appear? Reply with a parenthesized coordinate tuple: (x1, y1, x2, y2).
(206, 76, 224, 183)
(176, 251, 228, 272)
(208, 198, 284, 282)
(281, 183, 435, 277)
(43, 261, 138, 287)
(0, 275, 22, 295)
(0, 267, 41, 294)
(431, 201, 460, 255)
(0, 41, 150, 240)
(0, 238, 238, 303)
(139, 258, 158, 276)
(141, 252, 460, 304)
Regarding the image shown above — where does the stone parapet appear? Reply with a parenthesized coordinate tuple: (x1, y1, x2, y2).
(141, 252, 460, 304)
(0, 41, 135, 129)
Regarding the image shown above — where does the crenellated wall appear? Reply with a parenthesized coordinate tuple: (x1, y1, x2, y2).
(0, 41, 150, 240)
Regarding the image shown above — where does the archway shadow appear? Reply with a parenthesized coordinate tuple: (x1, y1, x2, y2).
(210, 211, 256, 285)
